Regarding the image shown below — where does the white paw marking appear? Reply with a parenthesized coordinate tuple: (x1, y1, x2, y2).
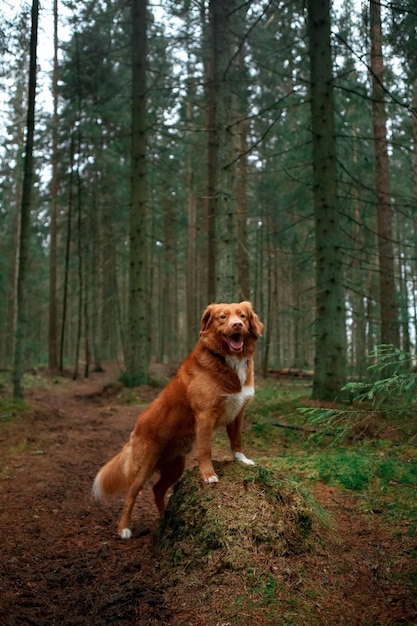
(205, 475, 219, 484)
(234, 451, 255, 465)
(119, 528, 132, 539)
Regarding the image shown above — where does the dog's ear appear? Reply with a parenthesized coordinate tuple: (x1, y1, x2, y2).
(200, 304, 215, 332)
(240, 301, 264, 338)
(250, 311, 264, 337)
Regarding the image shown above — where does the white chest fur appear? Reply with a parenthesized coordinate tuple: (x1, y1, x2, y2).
(225, 356, 248, 386)
(221, 357, 254, 424)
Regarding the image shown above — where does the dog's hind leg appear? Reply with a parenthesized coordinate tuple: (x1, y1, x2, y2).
(117, 459, 154, 539)
(153, 456, 186, 515)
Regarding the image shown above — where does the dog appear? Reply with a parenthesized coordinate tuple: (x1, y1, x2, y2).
(93, 301, 263, 538)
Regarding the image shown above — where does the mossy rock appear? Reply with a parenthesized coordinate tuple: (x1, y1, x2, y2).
(153, 461, 329, 573)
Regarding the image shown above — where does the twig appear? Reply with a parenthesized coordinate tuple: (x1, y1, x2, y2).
(272, 422, 318, 433)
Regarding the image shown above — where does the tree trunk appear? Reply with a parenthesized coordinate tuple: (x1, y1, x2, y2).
(308, 0, 347, 400)
(12, 0, 38, 398)
(205, 3, 216, 304)
(60, 138, 74, 373)
(410, 81, 417, 352)
(370, 0, 399, 347)
(73, 147, 83, 380)
(236, 114, 250, 301)
(186, 100, 197, 352)
(235, 36, 250, 301)
(48, 0, 59, 371)
(124, 0, 149, 386)
(210, 0, 239, 302)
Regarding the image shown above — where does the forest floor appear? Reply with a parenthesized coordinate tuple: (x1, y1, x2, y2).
(0, 363, 416, 625)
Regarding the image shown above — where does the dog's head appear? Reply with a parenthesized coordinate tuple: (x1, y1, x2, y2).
(200, 301, 263, 357)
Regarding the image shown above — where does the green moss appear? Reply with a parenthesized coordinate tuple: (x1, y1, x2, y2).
(154, 462, 330, 574)
(0, 398, 29, 421)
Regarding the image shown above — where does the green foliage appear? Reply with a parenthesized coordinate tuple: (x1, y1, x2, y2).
(376, 456, 417, 488)
(298, 406, 364, 444)
(344, 344, 417, 408)
(248, 377, 417, 538)
(274, 444, 417, 498)
(249, 382, 309, 442)
(298, 345, 417, 444)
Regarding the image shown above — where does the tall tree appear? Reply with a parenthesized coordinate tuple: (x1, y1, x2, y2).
(307, 0, 346, 399)
(369, 0, 399, 347)
(123, 0, 150, 386)
(204, 2, 216, 303)
(210, 0, 240, 302)
(1, 10, 30, 368)
(48, 0, 59, 371)
(12, 0, 38, 398)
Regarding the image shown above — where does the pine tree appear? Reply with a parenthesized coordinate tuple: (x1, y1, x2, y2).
(12, 0, 38, 398)
(308, 0, 347, 399)
(124, 0, 150, 386)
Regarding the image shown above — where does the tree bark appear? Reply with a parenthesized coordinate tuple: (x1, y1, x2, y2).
(12, 0, 38, 398)
(124, 0, 149, 386)
(308, 0, 347, 400)
(60, 137, 74, 373)
(370, 0, 399, 347)
(48, 0, 59, 371)
(186, 99, 197, 353)
(210, 0, 239, 302)
(236, 108, 250, 301)
(73, 140, 83, 380)
(234, 30, 250, 302)
(205, 3, 217, 304)
(412, 82, 417, 346)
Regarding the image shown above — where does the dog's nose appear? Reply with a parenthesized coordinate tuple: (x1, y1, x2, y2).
(232, 320, 243, 329)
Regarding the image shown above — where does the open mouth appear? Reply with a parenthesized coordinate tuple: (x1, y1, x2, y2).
(226, 333, 244, 352)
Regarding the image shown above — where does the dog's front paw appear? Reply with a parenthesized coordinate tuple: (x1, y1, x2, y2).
(204, 475, 219, 484)
(119, 528, 132, 539)
(233, 451, 255, 466)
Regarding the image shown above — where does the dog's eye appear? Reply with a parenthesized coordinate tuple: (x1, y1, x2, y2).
(220, 314, 226, 319)
(240, 313, 246, 319)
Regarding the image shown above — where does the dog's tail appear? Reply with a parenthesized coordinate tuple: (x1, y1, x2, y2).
(92, 443, 132, 500)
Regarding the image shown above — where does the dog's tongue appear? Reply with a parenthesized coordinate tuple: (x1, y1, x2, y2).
(230, 334, 244, 351)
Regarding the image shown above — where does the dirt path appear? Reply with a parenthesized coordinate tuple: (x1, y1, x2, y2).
(0, 368, 416, 625)
(0, 369, 172, 625)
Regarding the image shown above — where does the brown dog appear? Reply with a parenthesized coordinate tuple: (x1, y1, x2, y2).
(93, 301, 263, 538)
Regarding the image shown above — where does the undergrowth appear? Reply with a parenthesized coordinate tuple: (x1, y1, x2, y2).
(299, 344, 417, 445)
(245, 348, 417, 533)
(0, 397, 29, 421)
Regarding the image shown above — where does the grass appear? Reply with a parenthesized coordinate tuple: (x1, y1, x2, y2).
(0, 378, 35, 480)
(0, 398, 28, 421)
(224, 378, 416, 622)
(245, 380, 417, 532)
(210, 379, 417, 544)
(0, 435, 34, 480)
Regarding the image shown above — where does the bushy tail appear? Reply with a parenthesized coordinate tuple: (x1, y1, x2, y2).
(92, 443, 132, 500)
